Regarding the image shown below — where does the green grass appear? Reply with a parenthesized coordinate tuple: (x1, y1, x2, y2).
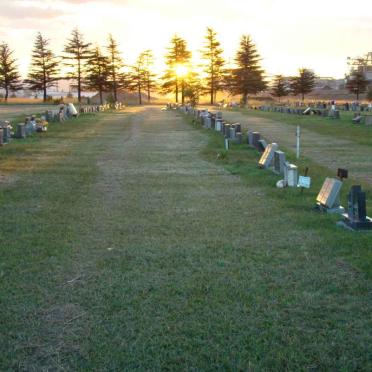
(229, 107, 372, 146)
(1, 108, 371, 370)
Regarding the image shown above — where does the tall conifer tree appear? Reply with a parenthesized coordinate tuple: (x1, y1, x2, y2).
(106, 34, 124, 102)
(63, 28, 91, 102)
(227, 35, 266, 106)
(161, 35, 191, 103)
(0, 42, 22, 101)
(25, 33, 59, 102)
(200, 27, 225, 104)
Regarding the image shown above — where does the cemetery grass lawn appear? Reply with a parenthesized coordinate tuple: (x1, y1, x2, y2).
(229, 107, 372, 147)
(1, 108, 372, 370)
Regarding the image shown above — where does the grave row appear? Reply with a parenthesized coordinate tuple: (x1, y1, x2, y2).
(259, 105, 372, 125)
(259, 105, 341, 119)
(178, 104, 372, 231)
(0, 102, 119, 147)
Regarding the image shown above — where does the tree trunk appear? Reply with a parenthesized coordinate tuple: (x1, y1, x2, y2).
(301, 93, 305, 101)
(356, 91, 359, 101)
(43, 85, 47, 102)
(175, 80, 178, 103)
(99, 90, 103, 105)
(242, 92, 248, 106)
(5, 86, 8, 101)
(138, 84, 142, 105)
(147, 80, 150, 103)
(181, 80, 185, 105)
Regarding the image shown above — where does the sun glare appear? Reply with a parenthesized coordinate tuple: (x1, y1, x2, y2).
(175, 64, 188, 78)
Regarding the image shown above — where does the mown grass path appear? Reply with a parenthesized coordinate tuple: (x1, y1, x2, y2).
(1, 107, 371, 370)
(219, 109, 372, 185)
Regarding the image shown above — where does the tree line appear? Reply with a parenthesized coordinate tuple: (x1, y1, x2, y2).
(0, 27, 370, 105)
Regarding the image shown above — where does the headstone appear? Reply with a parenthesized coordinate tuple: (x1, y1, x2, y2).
(0, 129, 3, 146)
(316, 177, 344, 213)
(235, 132, 242, 144)
(339, 185, 372, 230)
(224, 124, 231, 137)
(248, 131, 260, 148)
(224, 137, 229, 150)
(258, 143, 278, 168)
(273, 150, 286, 174)
(16, 124, 26, 139)
(229, 126, 236, 139)
(329, 110, 340, 119)
(215, 119, 222, 132)
(284, 163, 298, 187)
(2, 126, 10, 144)
(365, 116, 372, 125)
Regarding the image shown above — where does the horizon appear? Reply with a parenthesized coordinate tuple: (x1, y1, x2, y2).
(0, 0, 371, 80)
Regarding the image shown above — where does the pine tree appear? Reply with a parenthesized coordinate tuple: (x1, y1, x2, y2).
(128, 52, 146, 105)
(200, 27, 225, 105)
(228, 35, 266, 106)
(346, 70, 368, 101)
(63, 28, 91, 103)
(86, 46, 110, 105)
(24, 33, 59, 102)
(271, 75, 290, 102)
(289, 68, 316, 101)
(141, 50, 157, 103)
(0, 42, 22, 101)
(161, 35, 191, 103)
(106, 34, 124, 102)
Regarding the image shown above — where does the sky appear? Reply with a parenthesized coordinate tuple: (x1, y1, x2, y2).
(0, 0, 371, 81)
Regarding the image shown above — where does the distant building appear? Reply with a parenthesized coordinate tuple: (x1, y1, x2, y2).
(347, 52, 372, 82)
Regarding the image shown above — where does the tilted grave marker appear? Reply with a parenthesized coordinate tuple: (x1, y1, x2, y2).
(316, 177, 344, 213)
(258, 143, 278, 169)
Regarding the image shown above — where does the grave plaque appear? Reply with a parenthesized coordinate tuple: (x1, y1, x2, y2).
(258, 143, 278, 168)
(273, 150, 286, 174)
(316, 177, 344, 213)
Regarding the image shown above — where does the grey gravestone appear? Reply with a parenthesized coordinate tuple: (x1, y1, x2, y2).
(0, 128, 3, 145)
(316, 177, 344, 213)
(16, 124, 26, 139)
(258, 143, 278, 168)
(273, 150, 286, 174)
(229, 126, 236, 139)
(235, 132, 242, 144)
(224, 124, 231, 137)
(329, 110, 340, 119)
(234, 123, 242, 133)
(252, 132, 260, 149)
(215, 119, 222, 132)
(339, 185, 372, 230)
(2, 126, 10, 144)
(365, 116, 372, 125)
(284, 162, 298, 187)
